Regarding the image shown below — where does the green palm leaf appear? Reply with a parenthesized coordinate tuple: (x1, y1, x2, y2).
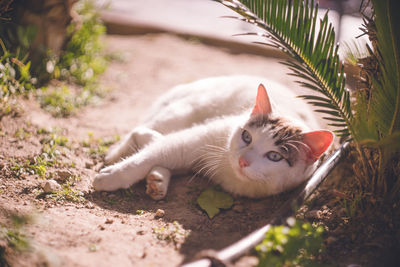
(361, 0, 400, 140)
(216, 0, 353, 138)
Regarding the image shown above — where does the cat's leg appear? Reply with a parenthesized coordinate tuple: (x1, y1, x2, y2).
(105, 126, 162, 165)
(93, 117, 231, 197)
(93, 152, 153, 191)
(145, 166, 171, 200)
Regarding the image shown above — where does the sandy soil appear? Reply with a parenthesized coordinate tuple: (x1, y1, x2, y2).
(1, 34, 384, 267)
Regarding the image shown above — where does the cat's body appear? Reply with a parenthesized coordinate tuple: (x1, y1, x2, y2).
(93, 76, 333, 199)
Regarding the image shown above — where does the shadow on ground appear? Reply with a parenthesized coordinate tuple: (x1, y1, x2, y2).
(88, 174, 297, 263)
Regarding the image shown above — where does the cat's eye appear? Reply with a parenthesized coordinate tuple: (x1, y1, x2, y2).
(241, 129, 252, 144)
(265, 151, 283, 162)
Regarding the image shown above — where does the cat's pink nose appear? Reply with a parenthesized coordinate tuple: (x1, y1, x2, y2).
(239, 157, 250, 168)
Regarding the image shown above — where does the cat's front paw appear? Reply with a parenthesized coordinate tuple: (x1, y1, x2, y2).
(93, 165, 132, 191)
(146, 166, 171, 200)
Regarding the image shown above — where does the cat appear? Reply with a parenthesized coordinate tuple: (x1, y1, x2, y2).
(92, 76, 333, 199)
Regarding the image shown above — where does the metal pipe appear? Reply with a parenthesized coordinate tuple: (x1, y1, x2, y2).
(182, 141, 350, 267)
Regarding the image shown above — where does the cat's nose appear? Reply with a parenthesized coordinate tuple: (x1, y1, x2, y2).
(238, 157, 250, 168)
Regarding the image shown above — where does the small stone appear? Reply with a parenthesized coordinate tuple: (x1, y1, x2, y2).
(138, 250, 146, 259)
(155, 209, 165, 218)
(85, 161, 93, 169)
(99, 225, 105, 231)
(305, 210, 321, 220)
(105, 218, 114, 224)
(136, 230, 145, 235)
(233, 204, 244, 213)
(85, 203, 95, 209)
(42, 180, 61, 193)
(56, 170, 73, 181)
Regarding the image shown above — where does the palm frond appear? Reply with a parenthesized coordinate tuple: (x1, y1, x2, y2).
(216, 0, 353, 138)
(366, 0, 400, 138)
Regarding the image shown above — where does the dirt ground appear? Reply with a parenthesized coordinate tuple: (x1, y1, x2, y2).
(1, 34, 397, 267)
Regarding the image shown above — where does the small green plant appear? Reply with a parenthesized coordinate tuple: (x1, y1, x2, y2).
(0, 213, 32, 252)
(343, 194, 362, 218)
(82, 132, 120, 158)
(10, 155, 53, 179)
(14, 127, 32, 140)
(152, 221, 190, 249)
(49, 178, 85, 203)
(256, 218, 324, 267)
(0, 97, 23, 118)
(38, 85, 106, 117)
(10, 128, 71, 179)
(136, 210, 145, 215)
(0, 39, 36, 98)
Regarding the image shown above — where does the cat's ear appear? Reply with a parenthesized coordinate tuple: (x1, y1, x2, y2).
(251, 84, 272, 116)
(302, 130, 333, 163)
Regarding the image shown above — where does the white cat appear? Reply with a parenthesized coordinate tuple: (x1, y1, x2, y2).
(93, 76, 333, 199)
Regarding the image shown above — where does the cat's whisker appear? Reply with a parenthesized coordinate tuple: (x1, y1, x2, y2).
(285, 142, 300, 152)
(286, 140, 311, 152)
(280, 145, 289, 153)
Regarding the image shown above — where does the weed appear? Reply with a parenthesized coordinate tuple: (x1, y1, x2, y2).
(81, 132, 120, 158)
(0, 213, 32, 252)
(37, 85, 106, 117)
(152, 221, 190, 249)
(136, 210, 145, 215)
(343, 194, 362, 218)
(0, 97, 23, 118)
(40, 131, 69, 147)
(14, 127, 32, 140)
(0, 39, 36, 98)
(2, 229, 29, 250)
(11, 155, 53, 179)
(48, 179, 85, 203)
(256, 217, 325, 267)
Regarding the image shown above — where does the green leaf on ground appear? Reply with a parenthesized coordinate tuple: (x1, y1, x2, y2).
(197, 188, 233, 219)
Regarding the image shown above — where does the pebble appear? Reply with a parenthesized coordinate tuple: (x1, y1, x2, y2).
(99, 225, 105, 231)
(136, 230, 145, 235)
(42, 180, 61, 193)
(155, 209, 165, 218)
(85, 161, 93, 169)
(85, 203, 95, 209)
(56, 170, 73, 181)
(233, 204, 244, 213)
(105, 218, 114, 224)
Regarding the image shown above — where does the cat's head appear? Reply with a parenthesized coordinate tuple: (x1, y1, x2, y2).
(228, 84, 333, 194)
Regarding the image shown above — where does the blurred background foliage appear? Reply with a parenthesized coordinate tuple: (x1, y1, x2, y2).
(0, 0, 108, 117)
